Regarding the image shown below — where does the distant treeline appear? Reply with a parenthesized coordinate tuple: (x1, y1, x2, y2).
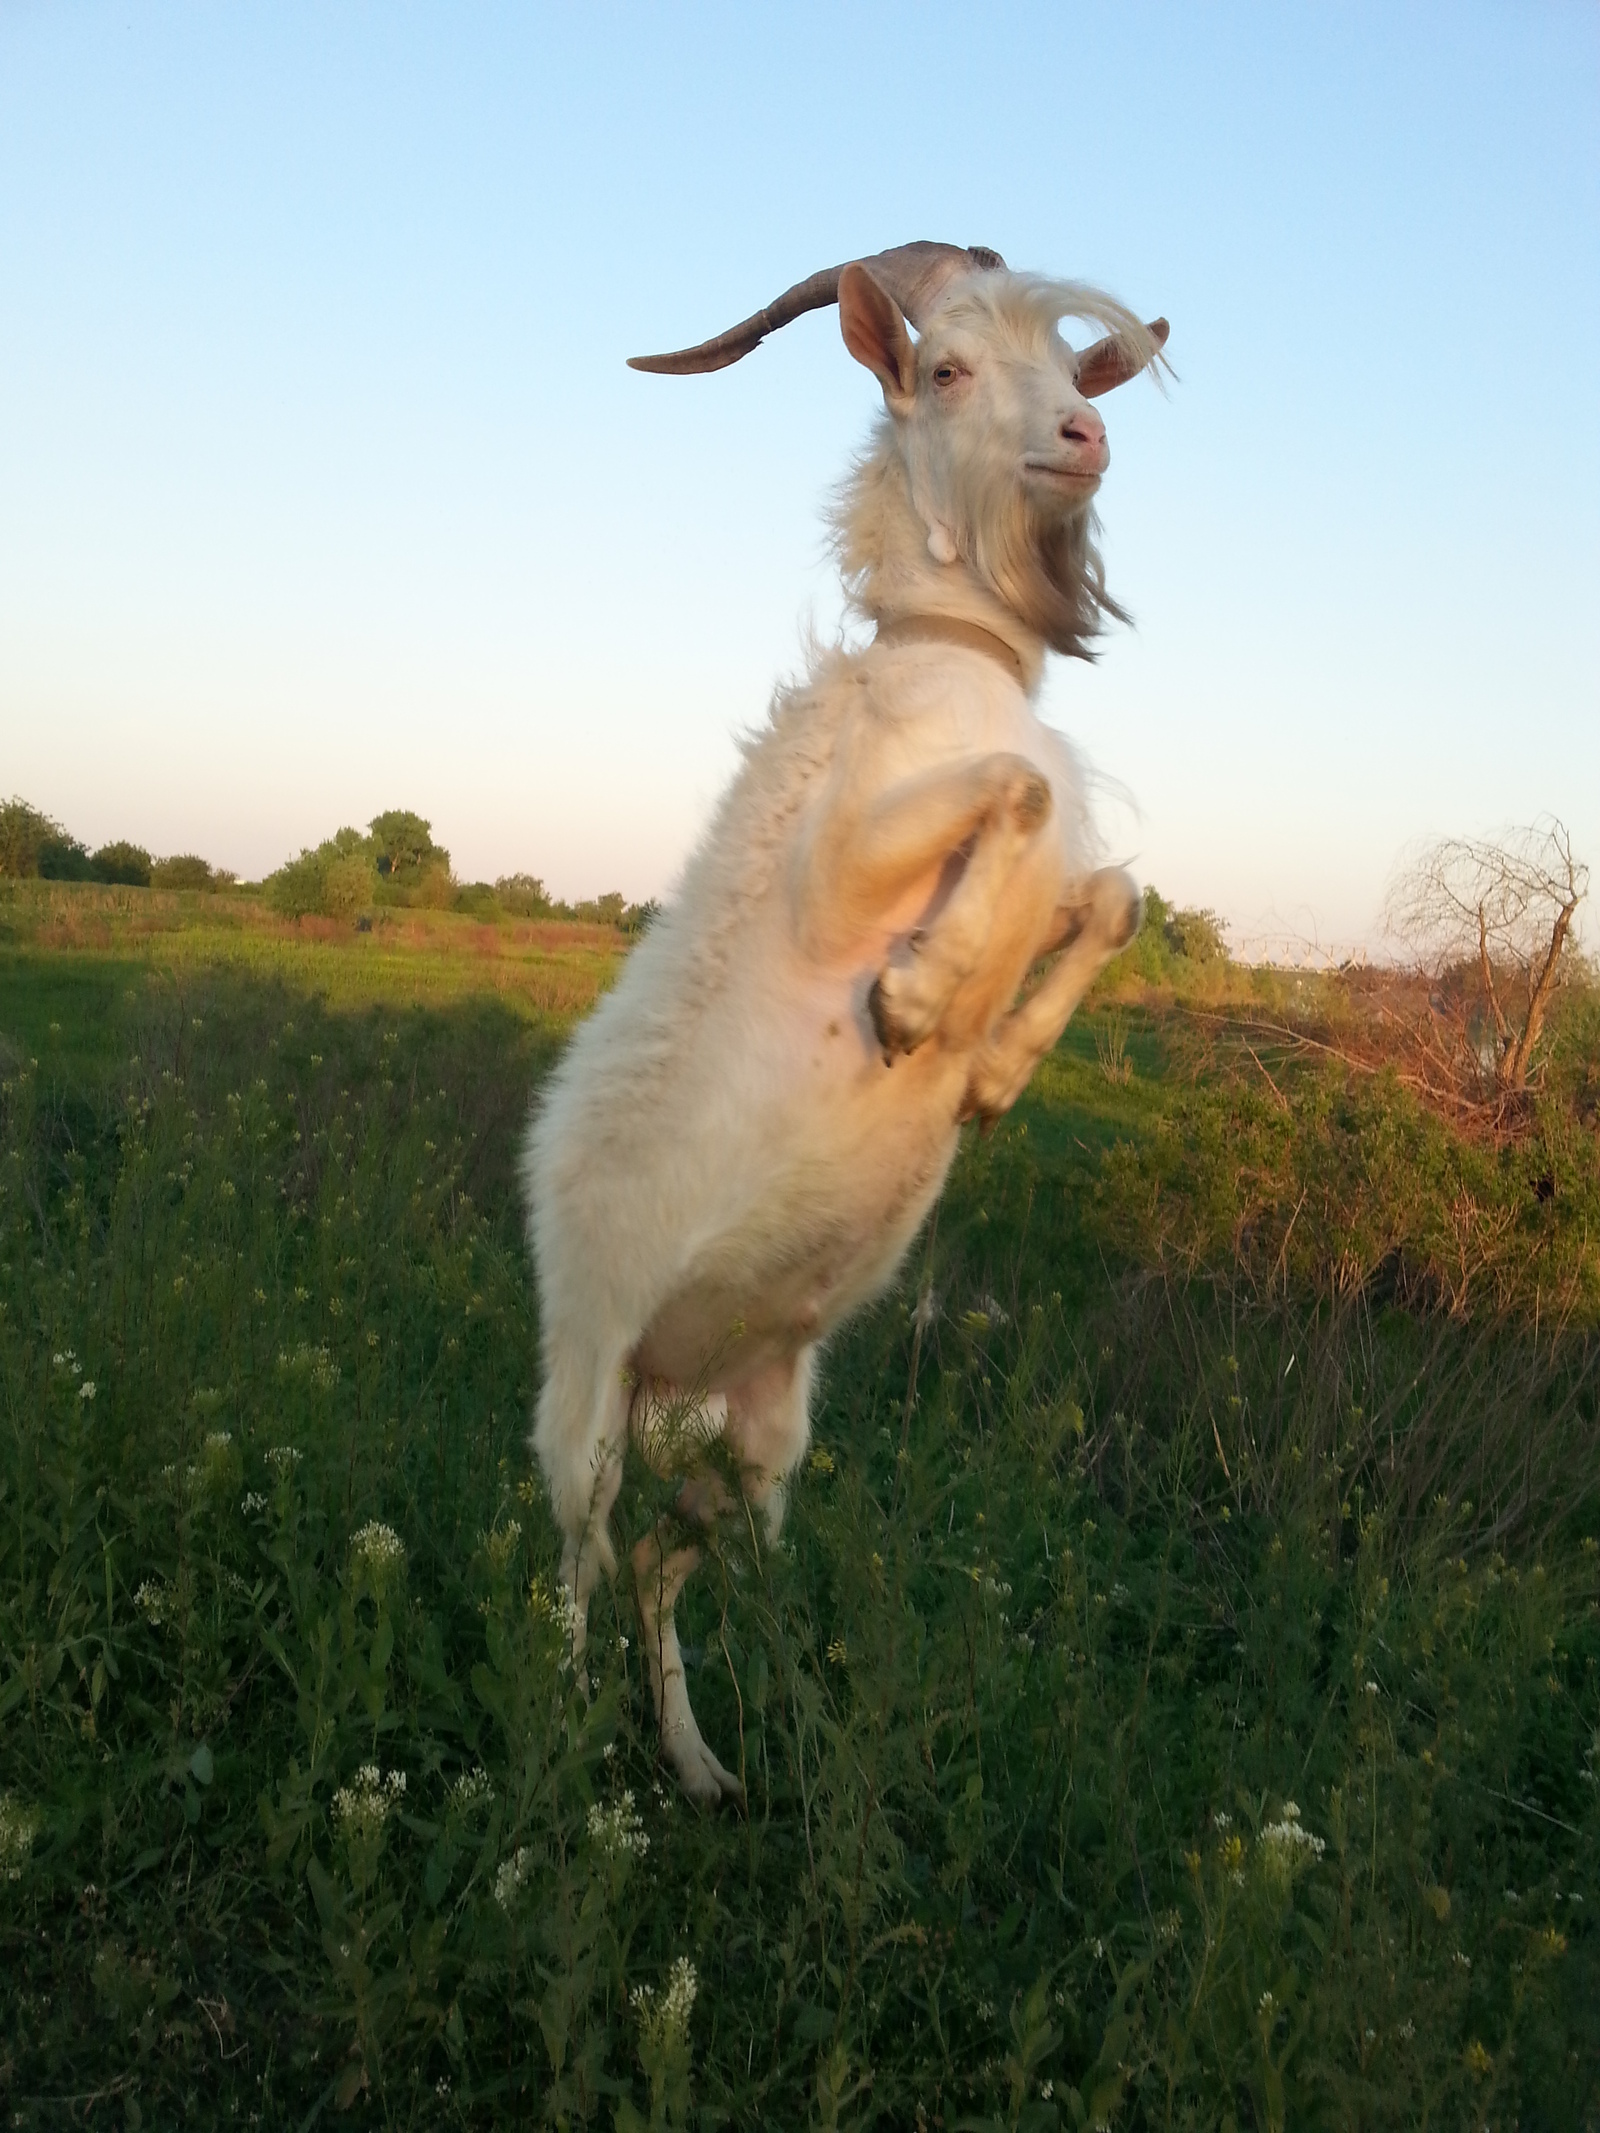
(0, 796, 657, 935)
(2, 795, 1225, 960)
(0, 797, 232, 890)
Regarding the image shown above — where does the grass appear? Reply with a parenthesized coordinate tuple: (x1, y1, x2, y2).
(1, 882, 1597, 2129)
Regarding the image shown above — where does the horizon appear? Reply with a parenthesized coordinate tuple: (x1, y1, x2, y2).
(3, 2, 1597, 954)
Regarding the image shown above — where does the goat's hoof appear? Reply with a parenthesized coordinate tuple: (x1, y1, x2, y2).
(1095, 868, 1141, 948)
(1011, 772, 1052, 832)
(668, 1736, 745, 1811)
(868, 974, 920, 1061)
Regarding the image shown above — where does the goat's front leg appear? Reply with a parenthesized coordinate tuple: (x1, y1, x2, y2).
(799, 752, 1052, 958)
(800, 753, 1052, 1057)
(961, 869, 1141, 1123)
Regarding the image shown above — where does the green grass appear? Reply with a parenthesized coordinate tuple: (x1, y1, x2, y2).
(1, 885, 1597, 2129)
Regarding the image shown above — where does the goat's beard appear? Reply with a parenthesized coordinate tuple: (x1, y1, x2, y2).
(974, 490, 1126, 661)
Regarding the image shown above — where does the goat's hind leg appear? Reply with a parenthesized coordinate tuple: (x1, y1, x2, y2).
(632, 1461, 744, 1807)
(629, 1384, 743, 1805)
(632, 1357, 814, 1808)
(533, 1337, 630, 1684)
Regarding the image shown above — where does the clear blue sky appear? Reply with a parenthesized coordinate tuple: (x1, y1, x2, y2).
(3, 2, 1596, 949)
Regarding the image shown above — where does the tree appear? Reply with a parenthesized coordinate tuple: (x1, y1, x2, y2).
(368, 810, 446, 880)
(0, 798, 59, 877)
(1386, 818, 1588, 1096)
(92, 841, 152, 887)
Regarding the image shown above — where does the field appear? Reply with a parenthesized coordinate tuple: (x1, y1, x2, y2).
(1, 881, 1597, 2129)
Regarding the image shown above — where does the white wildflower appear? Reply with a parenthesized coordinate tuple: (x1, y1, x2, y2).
(205, 1429, 232, 1449)
(265, 1445, 302, 1478)
(240, 1492, 268, 1515)
(0, 1793, 41, 1881)
(278, 1341, 339, 1391)
(631, 1957, 698, 2046)
(494, 1845, 533, 1911)
(332, 1764, 406, 1838)
(587, 1791, 649, 1861)
(449, 1768, 494, 1812)
(134, 1580, 168, 1626)
(78, 1381, 97, 1402)
(1259, 1990, 1275, 2013)
(1261, 1801, 1326, 1889)
(351, 1521, 407, 1596)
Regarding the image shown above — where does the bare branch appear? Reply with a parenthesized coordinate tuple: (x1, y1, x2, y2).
(1383, 817, 1588, 1099)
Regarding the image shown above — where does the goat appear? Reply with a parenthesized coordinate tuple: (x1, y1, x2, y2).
(525, 241, 1168, 1802)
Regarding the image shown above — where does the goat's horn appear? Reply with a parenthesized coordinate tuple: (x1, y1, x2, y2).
(628, 242, 1005, 375)
(1077, 316, 1170, 398)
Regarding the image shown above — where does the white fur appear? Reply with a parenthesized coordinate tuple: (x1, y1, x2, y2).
(524, 265, 1159, 1801)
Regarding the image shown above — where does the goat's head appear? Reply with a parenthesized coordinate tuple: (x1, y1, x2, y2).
(630, 242, 1169, 659)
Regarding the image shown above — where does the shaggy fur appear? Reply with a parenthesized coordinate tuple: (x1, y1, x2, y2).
(525, 264, 1164, 1801)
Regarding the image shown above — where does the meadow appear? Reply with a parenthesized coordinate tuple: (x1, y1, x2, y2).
(1, 880, 1596, 2129)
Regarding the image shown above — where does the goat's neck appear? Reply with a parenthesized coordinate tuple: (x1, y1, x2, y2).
(840, 448, 1046, 694)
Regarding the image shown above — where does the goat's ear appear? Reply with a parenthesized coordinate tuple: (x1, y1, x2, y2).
(839, 263, 918, 409)
(1078, 317, 1169, 398)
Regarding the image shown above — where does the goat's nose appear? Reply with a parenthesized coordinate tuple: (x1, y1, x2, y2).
(1059, 410, 1107, 453)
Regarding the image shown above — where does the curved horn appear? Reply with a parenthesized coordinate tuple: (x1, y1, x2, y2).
(1077, 316, 1170, 398)
(628, 242, 1006, 375)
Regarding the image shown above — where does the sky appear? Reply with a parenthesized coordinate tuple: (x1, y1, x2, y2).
(2, 2, 1596, 953)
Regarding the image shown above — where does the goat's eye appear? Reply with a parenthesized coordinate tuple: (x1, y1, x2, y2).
(933, 363, 958, 385)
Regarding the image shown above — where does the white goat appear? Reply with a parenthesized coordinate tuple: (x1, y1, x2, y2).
(525, 241, 1167, 1802)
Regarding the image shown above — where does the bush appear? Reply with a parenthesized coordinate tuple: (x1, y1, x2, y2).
(36, 833, 95, 881)
(1105, 886, 1231, 989)
(324, 853, 379, 919)
(494, 872, 553, 917)
(1164, 903, 1229, 962)
(267, 834, 377, 921)
(151, 854, 224, 892)
(91, 840, 152, 887)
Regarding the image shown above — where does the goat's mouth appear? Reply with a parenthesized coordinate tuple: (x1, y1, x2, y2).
(1022, 458, 1104, 492)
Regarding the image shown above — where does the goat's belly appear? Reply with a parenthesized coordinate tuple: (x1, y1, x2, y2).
(631, 1022, 967, 1388)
